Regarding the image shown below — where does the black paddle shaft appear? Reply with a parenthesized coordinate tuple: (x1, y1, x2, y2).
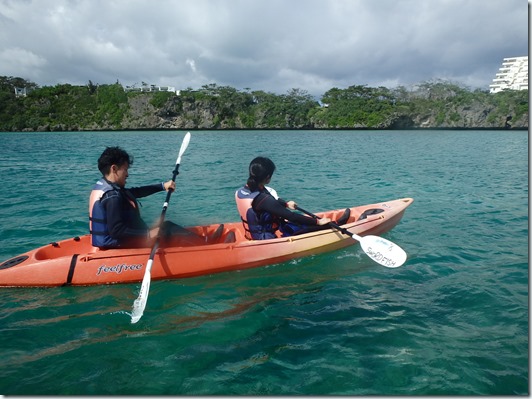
(147, 163, 181, 259)
(160, 163, 180, 216)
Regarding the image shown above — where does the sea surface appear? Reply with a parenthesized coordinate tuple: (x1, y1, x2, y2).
(0, 129, 528, 395)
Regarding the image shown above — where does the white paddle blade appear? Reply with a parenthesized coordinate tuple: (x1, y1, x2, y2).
(359, 235, 407, 268)
(176, 132, 191, 165)
(131, 261, 153, 323)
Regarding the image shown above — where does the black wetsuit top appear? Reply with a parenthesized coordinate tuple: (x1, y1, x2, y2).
(252, 191, 318, 226)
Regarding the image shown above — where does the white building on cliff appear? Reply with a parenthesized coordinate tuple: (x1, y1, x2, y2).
(489, 56, 528, 93)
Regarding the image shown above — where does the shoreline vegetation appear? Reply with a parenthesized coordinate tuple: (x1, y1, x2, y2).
(0, 76, 528, 132)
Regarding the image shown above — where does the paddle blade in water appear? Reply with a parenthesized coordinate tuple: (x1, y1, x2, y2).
(131, 261, 153, 323)
(359, 235, 407, 268)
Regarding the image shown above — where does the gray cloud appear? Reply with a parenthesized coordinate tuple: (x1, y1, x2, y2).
(0, 0, 527, 97)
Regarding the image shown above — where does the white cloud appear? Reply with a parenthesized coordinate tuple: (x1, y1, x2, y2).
(0, 47, 47, 78)
(186, 59, 197, 73)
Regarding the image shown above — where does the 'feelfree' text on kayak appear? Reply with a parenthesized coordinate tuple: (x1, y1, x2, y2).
(96, 264, 143, 275)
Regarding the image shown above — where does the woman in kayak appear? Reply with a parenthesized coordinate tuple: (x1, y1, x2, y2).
(235, 156, 349, 240)
(89, 146, 214, 248)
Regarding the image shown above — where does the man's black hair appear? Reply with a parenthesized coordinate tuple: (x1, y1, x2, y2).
(97, 146, 133, 175)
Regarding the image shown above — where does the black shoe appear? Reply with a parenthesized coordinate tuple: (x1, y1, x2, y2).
(357, 208, 384, 220)
(206, 224, 224, 244)
(335, 208, 351, 225)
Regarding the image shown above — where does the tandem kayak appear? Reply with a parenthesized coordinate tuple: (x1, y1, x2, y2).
(0, 198, 413, 287)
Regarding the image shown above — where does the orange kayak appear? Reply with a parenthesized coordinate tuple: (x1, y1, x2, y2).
(0, 198, 413, 287)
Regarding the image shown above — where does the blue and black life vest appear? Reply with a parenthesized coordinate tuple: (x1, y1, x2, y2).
(89, 179, 120, 248)
(235, 186, 278, 240)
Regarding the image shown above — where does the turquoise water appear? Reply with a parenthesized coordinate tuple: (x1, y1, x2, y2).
(0, 129, 528, 395)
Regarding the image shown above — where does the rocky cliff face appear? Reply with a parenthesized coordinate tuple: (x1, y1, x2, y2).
(119, 93, 528, 130)
(122, 96, 220, 130)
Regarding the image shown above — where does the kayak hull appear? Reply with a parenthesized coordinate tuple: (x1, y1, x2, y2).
(0, 198, 413, 287)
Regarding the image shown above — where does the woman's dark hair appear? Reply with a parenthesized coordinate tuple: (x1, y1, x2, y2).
(97, 146, 133, 175)
(247, 156, 276, 191)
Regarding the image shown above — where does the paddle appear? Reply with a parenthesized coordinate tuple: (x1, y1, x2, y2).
(295, 205, 407, 268)
(130, 132, 191, 324)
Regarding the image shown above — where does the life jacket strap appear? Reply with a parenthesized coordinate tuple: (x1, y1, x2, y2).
(240, 217, 253, 240)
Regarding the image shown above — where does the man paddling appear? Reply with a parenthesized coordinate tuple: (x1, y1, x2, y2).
(89, 146, 209, 248)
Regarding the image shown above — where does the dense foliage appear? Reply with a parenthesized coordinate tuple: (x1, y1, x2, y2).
(0, 78, 129, 131)
(0, 76, 527, 131)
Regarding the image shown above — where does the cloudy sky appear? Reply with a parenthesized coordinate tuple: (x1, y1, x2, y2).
(0, 0, 528, 97)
